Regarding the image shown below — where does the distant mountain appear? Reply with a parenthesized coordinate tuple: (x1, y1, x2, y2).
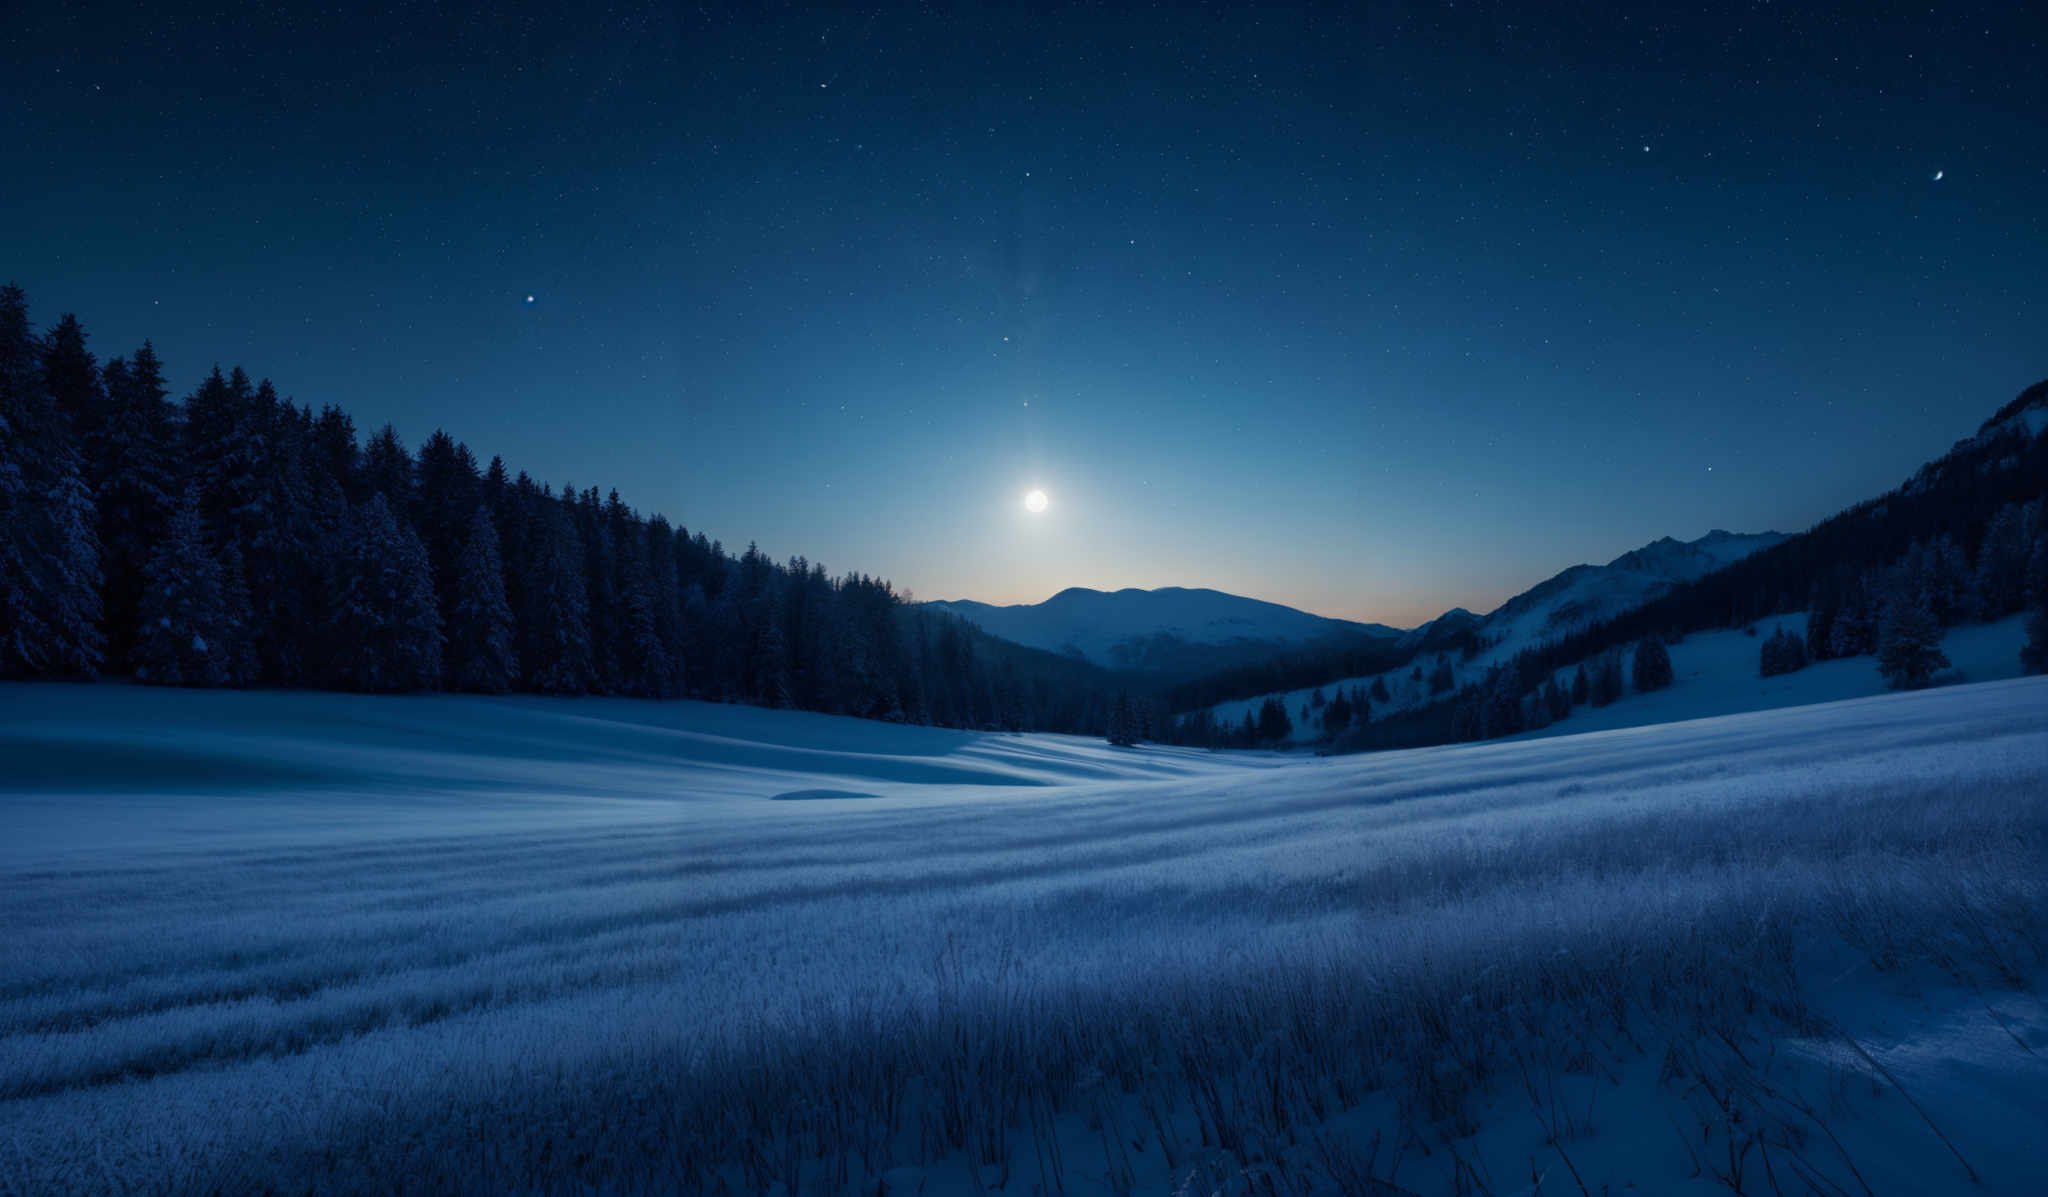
(924, 586, 1399, 675)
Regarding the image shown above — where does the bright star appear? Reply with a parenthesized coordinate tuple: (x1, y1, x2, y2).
(1932, 169, 1943, 181)
(525, 294, 535, 303)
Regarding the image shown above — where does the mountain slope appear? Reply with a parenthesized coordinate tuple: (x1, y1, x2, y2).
(924, 586, 1398, 673)
(1204, 378, 2048, 746)
(1204, 528, 1785, 737)
(1478, 529, 1785, 655)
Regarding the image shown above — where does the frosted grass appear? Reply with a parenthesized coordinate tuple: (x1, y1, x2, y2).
(0, 679, 2043, 1193)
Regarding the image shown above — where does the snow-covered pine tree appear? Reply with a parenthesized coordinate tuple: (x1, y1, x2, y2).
(621, 582, 675, 698)
(133, 490, 234, 687)
(447, 505, 518, 693)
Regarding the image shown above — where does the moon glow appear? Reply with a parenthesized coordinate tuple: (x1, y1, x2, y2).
(1024, 489, 1049, 513)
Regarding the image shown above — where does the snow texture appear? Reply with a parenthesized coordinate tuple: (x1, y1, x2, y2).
(1, 678, 2043, 1194)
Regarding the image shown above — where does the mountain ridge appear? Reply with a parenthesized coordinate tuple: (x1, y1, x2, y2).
(923, 585, 1399, 674)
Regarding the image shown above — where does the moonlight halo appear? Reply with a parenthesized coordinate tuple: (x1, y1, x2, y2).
(1024, 489, 1049, 513)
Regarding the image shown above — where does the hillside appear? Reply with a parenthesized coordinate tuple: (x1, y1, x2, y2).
(1477, 528, 1783, 655)
(5, 679, 2044, 1192)
(1204, 527, 1785, 739)
(1198, 379, 2048, 748)
(925, 586, 1397, 674)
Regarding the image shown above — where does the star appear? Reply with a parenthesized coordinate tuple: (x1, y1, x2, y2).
(1931, 169, 1944, 181)
(525, 294, 535, 303)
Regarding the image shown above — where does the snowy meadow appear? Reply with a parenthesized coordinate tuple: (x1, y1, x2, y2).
(2, 680, 2044, 1195)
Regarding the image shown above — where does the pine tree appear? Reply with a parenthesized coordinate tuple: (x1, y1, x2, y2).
(620, 582, 675, 698)
(1631, 636, 1674, 693)
(413, 430, 481, 679)
(1570, 663, 1589, 706)
(1370, 675, 1390, 703)
(1972, 503, 2035, 619)
(574, 486, 623, 693)
(310, 405, 360, 499)
(361, 423, 414, 511)
(1542, 676, 1570, 721)
(1479, 666, 1524, 738)
(40, 313, 102, 461)
(91, 347, 179, 671)
(0, 283, 103, 677)
(133, 491, 235, 687)
(1876, 582, 1948, 691)
(215, 541, 260, 686)
(1759, 626, 1807, 677)
(446, 506, 518, 692)
(520, 495, 592, 694)
(2021, 604, 2048, 676)
(1805, 578, 1839, 662)
(326, 494, 443, 691)
(1321, 688, 1353, 736)
(1106, 690, 1139, 747)
(1256, 695, 1292, 743)
(1590, 650, 1624, 707)
(2025, 501, 2048, 606)
(1830, 577, 1878, 658)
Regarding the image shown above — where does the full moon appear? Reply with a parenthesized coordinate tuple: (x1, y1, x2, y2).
(1024, 489, 1049, 513)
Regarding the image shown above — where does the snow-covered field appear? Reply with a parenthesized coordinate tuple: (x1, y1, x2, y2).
(2, 679, 2044, 1194)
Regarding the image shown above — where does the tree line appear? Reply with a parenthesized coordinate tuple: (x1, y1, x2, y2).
(0, 284, 1128, 733)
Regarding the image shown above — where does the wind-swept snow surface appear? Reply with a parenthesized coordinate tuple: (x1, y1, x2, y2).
(1, 680, 2044, 1193)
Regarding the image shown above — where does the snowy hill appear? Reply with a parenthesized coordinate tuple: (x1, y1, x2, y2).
(1215, 609, 2032, 745)
(3, 679, 2045, 1193)
(1208, 528, 1785, 737)
(924, 586, 1397, 673)
(1478, 528, 1784, 656)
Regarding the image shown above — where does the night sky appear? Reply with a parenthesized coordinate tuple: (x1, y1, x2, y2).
(6, 3, 2043, 627)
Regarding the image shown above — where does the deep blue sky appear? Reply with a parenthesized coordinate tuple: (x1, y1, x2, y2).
(6, 2, 2042, 626)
